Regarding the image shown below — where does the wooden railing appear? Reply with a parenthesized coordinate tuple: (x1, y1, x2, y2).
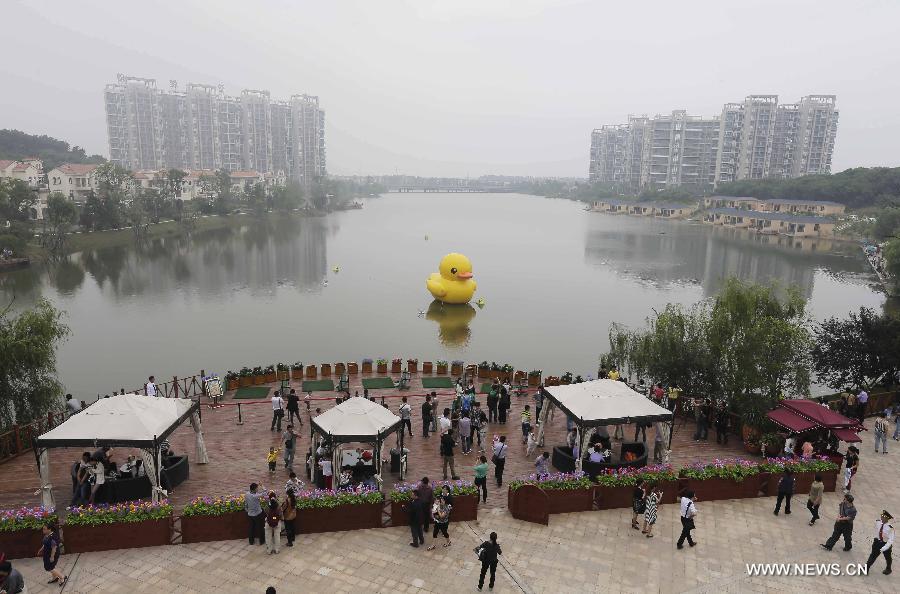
(0, 411, 67, 464)
(126, 372, 208, 400)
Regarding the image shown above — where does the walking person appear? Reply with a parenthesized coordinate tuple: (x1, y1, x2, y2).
(676, 490, 698, 549)
(318, 456, 333, 490)
(266, 447, 279, 474)
(642, 484, 662, 538)
(807, 473, 824, 526)
(865, 510, 894, 575)
(487, 388, 499, 423)
(263, 491, 282, 554)
(431, 392, 440, 433)
(399, 396, 413, 437)
(417, 477, 434, 534)
(492, 436, 508, 487)
(286, 389, 302, 426)
(458, 413, 472, 454)
(426, 495, 452, 550)
(473, 404, 487, 452)
(821, 492, 857, 551)
(421, 396, 432, 438)
(653, 423, 665, 464)
(407, 489, 427, 548)
(270, 390, 285, 432)
(441, 429, 460, 480)
(631, 481, 647, 530)
(474, 455, 489, 503)
(0, 560, 27, 594)
(844, 446, 860, 491)
(714, 402, 729, 445)
(281, 490, 297, 547)
(498, 385, 510, 424)
(892, 404, 900, 441)
(38, 522, 66, 586)
(773, 468, 795, 515)
(857, 388, 869, 422)
(282, 425, 297, 469)
(245, 483, 266, 546)
(520, 405, 532, 444)
(476, 532, 502, 591)
(145, 375, 158, 397)
(535, 451, 550, 476)
(874, 413, 888, 454)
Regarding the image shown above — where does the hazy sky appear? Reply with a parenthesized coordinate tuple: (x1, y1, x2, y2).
(2, 0, 898, 177)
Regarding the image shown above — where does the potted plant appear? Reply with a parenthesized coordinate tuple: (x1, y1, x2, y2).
(390, 480, 479, 526)
(451, 360, 464, 376)
(759, 456, 839, 497)
(0, 506, 57, 559)
(436, 360, 449, 375)
(321, 363, 332, 377)
(478, 361, 490, 379)
(181, 494, 246, 544)
(63, 501, 173, 553)
(514, 370, 527, 384)
(574, 375, 584, 383)
(489, 362, 501, 380)
(422, 361, 433, 374)
(252, 366, 266, 385)
(560, 371, 574, 385)
(291, 362, 304, 380)
(544, 375, 560, 386)
(239, 367, 254, 388)
(305, 364, 317, 379)
(528, 370, 542, 387)
(594, 464, 679, 509)
(391, 358, 403, 374)
(678, 458, 760, 501)
(264, 364, 276, 383)
(376, 358, 388, 374)
(347, 361, 359, 374)
(361, 358, 374, 374)
(294, 488, 384, 534)
(225, 371, 239, 391)
(509, 471, 593, 515)
(276, 363, 289, 381)
(501, 364, 515, 382)
(407, 358, 419, 374)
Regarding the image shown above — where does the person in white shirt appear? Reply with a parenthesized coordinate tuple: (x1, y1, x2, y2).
(318, 459, 333, 490)
(65, 394, 82, 415)
(866, 510, 894, 575)
(145, 376, 158, 397)
(677, 491, 698, 549)
(783, 434, 796, 457)
(399, 397, 413, 437)
(284, 472, 304, 496)
(492, 436, 508, 487)
(270, 391, 285, 432)
(89, 460, 105, 504)
(439, 408, 452, 435)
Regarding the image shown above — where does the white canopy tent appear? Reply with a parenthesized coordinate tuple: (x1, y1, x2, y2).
(34, 394, 207, 506)
(310, 397, 403, 489)
(536, 379, 674, 470)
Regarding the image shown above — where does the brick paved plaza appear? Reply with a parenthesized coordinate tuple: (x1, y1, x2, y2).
(2, 378, 896, 593)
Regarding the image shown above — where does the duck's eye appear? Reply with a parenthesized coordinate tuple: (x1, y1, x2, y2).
(450, 267, 458, 274)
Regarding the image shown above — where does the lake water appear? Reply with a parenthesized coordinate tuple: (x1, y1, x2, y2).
(0, 192, 887, 398)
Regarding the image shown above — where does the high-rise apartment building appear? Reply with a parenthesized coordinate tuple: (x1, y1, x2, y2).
(104, 75, 326, 184)
(590, 93, 838, 192)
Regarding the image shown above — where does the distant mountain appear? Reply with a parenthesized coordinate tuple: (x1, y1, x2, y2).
(0, 129, 106, 171)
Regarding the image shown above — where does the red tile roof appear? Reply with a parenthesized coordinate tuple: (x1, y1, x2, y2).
(0, 160, 17, 170)
(55, 163, 99, 175)
(229, 170, 262, 178)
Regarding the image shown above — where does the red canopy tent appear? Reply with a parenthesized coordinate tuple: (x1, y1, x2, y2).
(767, 399, 864, 443)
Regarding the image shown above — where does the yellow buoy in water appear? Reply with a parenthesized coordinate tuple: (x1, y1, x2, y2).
(332, 266, 340, 273)
(425, 235, 429, 240)
(476, 297, 485, 309)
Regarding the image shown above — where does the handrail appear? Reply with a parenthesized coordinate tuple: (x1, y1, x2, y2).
(0, 411, 68, 464)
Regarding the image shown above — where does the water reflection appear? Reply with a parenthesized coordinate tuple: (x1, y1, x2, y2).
(584, 217, 868, 298)
(425, 300, 476, 347)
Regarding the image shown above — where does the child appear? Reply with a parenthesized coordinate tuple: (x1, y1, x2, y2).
(305, 392, 312, 412)
(526, 431, 537, 457)
(521, 405, 532, 443)
(267, 447, 279, 473)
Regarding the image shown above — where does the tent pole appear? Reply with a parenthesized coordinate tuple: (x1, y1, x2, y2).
(575, 421, 586, 473)
(536, 398, 551, 448)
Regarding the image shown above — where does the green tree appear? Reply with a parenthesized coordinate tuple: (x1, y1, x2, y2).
(0, 299, 70, 429)
(272, 182, 304, 212)
(873, 208, 900, 240)
(811, 308, 900, 390)
(0, 178, 35, 222)
(245, 182, 267, 217)
(42, 192, 77, 253)
(883, 238, 900, 293)
(80, 163, 131, 231)
(199, 170, 233, 215)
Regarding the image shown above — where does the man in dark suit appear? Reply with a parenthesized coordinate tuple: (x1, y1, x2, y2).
(408, 489, 426, 548)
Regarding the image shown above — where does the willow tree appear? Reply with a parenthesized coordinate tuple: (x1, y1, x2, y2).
(0, 299, 70, 429)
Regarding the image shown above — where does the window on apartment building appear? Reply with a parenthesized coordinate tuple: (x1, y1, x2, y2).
(798, 225, 805, 233)
(814, 224, 820, 231)
(69, 178, 72, 183)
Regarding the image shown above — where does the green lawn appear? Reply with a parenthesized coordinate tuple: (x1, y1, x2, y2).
(362, 377, 396, 389)
(302, 379, 335, 392)
(421, 377, 454, 389)
(232, 386, 271, 400)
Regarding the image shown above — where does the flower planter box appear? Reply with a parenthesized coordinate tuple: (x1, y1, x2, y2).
(478, 367, 490, 379)
(437, 364, 449, 375)
(450, 363, 463, 376)
(305, 365, 317, 379)
(239, 376, 253, 388)
(181, 511, 246, 544)
(226, 378, 239, 391)
(389, 495, 477, 527)
(545, 376, 559, 387)
(660, 481, 679, 504)
(545, 487, 594, 514)
(682, 477, 758, 501)
(361, 361, 373, 374)
(265, 372, 276, 383)
(391, 361, 402, 374)
(509, 486, 550, 525)
(377, 363, 388, 374)
(291, 368, 303, 380)
(348, 362, 359, 375)
(253, 374, 267, 385)
(407, 361, 418, 374)
(295, 503, 382, 534)
(0, 528, 43, 559)
(514, 371, 527, 384)
(276, 370, 289, 381)
(422, 362, 433, 374)
(321, 364, 332, 377)
(594, 485, 635, 510)
(62, 518, 171, 553)
(528, 373, 541, 387)
(821, 468, 839, 492)
(499, 371, 513, 383)
(763, 471, 815, 497)
(334, 363, 345, 376)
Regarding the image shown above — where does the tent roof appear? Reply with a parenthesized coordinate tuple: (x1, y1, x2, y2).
(35, 395, 198, 448)
(542, 379, 673, 426)
(767, 408, 817, 433)
(311, 397, 403, 443)
(831, 427, 862, 443)
(780, 399, 863, 429)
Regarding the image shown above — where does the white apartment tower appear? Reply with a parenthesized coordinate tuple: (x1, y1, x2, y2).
(590, 93, 838, 191)
(104, 75, 326, 185)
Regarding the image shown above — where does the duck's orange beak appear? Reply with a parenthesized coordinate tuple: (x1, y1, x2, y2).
(457, 271, 473, 279)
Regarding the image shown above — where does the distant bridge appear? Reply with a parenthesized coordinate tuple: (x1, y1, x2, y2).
(386, 185, 515, 193)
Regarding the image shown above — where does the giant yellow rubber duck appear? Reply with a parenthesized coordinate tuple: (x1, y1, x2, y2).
(426, 253, 477, 304)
